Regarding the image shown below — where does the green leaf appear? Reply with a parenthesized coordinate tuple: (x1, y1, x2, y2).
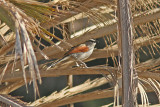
(0, 5, 15, 31)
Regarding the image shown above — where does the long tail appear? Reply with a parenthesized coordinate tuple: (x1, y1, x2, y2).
(47, 56, 69, 70)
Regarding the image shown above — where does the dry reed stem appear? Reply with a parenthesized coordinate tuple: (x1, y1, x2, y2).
(29, 76, 113, 106)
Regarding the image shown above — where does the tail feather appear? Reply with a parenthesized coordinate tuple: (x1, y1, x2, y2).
(47, 56, 69, 70)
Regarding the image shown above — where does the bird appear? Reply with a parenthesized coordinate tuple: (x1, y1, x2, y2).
(47, 39, 96, 70)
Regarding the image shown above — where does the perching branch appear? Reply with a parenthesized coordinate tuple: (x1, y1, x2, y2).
(2, 66, 117, 82)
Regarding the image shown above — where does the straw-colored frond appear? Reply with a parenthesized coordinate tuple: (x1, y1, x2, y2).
(0, 0, 160, 106)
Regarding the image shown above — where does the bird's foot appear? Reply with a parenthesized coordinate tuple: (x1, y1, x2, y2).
(72, 62, 80, 68)
(72, 62, 88, 68)
(79, 62, 88, 68)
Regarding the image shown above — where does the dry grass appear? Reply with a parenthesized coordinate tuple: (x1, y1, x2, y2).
(0, 0, 160, 106)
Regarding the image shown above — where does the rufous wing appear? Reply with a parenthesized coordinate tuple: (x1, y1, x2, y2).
(65, 44, 89, 56)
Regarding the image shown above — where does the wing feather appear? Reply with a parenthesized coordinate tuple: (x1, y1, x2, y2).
(65, 44, 89, 56)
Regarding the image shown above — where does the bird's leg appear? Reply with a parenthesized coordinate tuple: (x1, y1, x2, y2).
(71, 55, 88, 68)
(77, 60, 88, 68)
(75, 62, 80, 67)
(71, 62, 80, 68)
